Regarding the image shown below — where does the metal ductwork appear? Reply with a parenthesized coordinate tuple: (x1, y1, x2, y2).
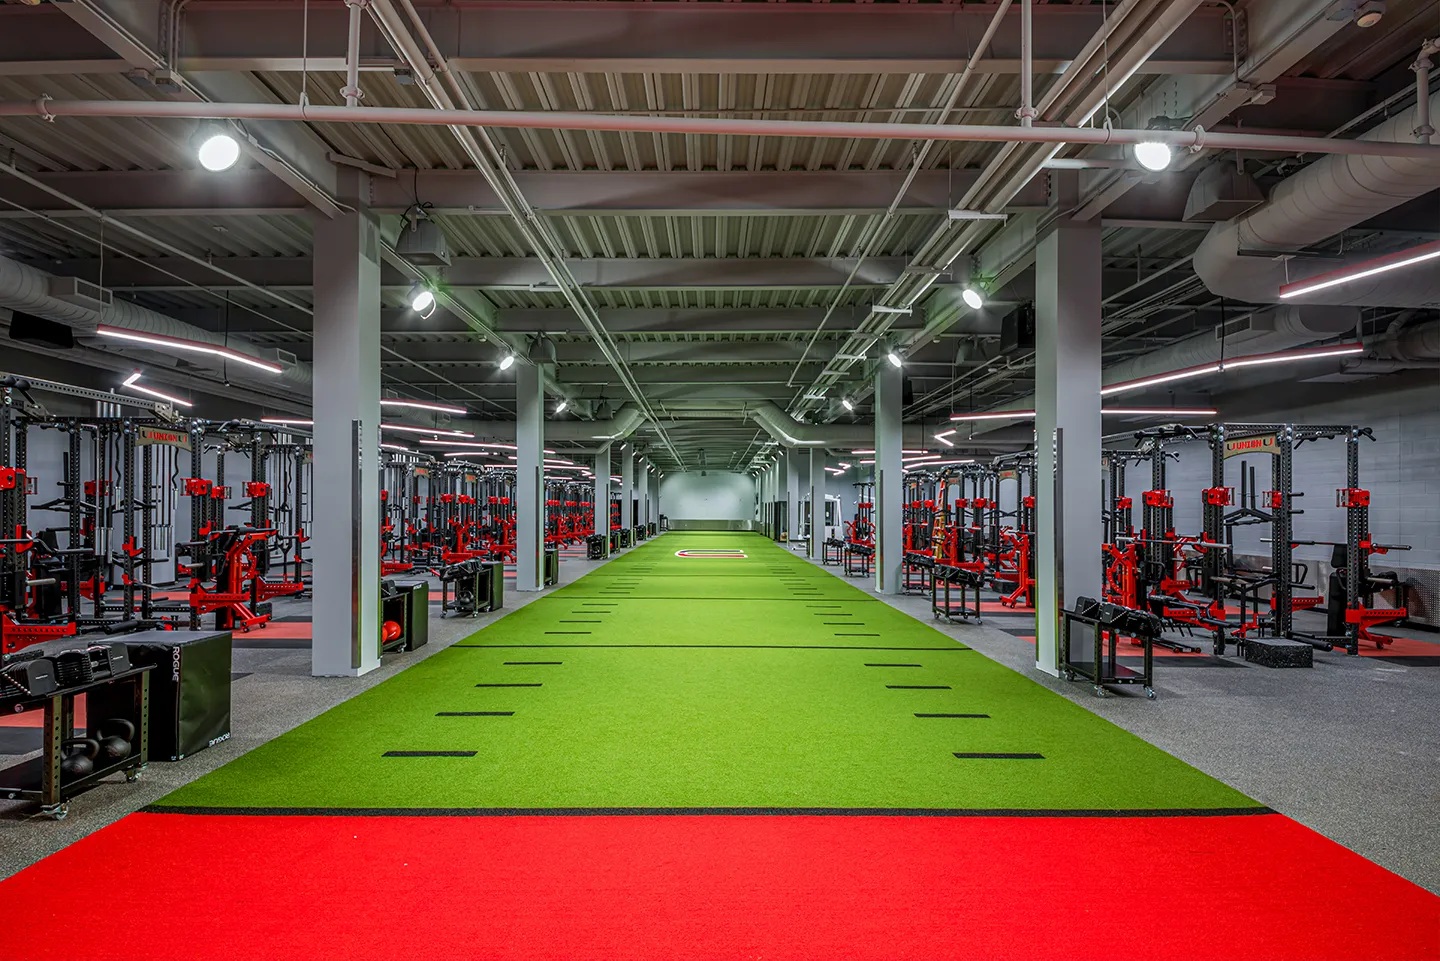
(747, 401, 931, 449)
(1194, 88, 1440, 307)
(0, 253, 312, 392)
(454, 403, 646, 445)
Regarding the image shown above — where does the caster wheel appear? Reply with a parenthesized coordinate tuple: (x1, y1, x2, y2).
(43, 803, 68, 821)
(1093, 686, 1107, 698)
(1145, 689, 1157, 700)
(125, 769, 141, 783)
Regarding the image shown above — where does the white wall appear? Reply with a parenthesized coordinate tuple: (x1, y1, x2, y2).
(659, 471, 756, 521)
(1109, 380, 1439, 571)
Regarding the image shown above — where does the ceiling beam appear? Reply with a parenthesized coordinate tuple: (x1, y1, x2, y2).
(39, 255, 913, 290)
(0, 169, 1050, 219)
(1, 2, 1233, 77)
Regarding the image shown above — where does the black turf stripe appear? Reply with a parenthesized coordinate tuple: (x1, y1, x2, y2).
(560, 620, 602, 623)
(544, 631, 592, 635)
(836, 633, 881, 637)
(915, 713, 990, 718)
(144, 805, 1276, 819)
(825, 622, 864, 626)
(954, 753, 1044, 760)
(383, 751, 477, 757)
(504, 661, 562, 666)
(865, 663, 922, 668)
(476, 683, 542, 687)
(888, 684, 951, 690)
(436, 712, 514, 717)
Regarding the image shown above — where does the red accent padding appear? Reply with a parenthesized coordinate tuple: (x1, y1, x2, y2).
(1, 812, 1436, 961)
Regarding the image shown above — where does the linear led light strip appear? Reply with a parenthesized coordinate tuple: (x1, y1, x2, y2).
(381, 423, 473, 437)
(121, 371, 192, 408)
(850, 449, 929, 455)
(939, 407, 1220, 431)
(380, 398, 466, 415)
(98, 326, 283, 374)
(1279, 240, 1440, 299)
(1097, 344, 1363, 397)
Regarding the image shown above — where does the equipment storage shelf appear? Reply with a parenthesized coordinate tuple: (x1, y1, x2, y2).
(0, 665, 153, 819)
(1061, 609, 1155, 699)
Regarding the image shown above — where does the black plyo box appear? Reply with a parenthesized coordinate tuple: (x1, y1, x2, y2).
(1242, 637, 1314, 668)
(119, 630, 233, 760)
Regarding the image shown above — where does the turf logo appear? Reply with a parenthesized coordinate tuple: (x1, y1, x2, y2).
(674, 549, 748, 559)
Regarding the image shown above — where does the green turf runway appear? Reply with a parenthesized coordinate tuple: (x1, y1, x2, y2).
(157, 532, 1256, 811)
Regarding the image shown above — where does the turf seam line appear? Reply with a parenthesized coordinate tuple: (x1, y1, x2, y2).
(915, 713, 990, 718)
(382, 751, 477, 758)
(436, 712, 514, 717)
(954, 753, 1045, 760)
(887, 685, 952, 689)
(865, 663, 922, 667)
(141, 805, 1277, 818)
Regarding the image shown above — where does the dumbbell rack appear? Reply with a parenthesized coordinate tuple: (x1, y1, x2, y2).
(0, 664, 152, 819)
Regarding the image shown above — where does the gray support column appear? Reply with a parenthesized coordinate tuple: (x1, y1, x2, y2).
(620, 446, 634, 533)
(809, 447, 826, 559)
(515, 361, 545, 591)
(311, 174, 382, 677)
(785, 448, 800, 544)
(637, 458, 649, 527)
(1035, 219, 1103, 675)
(874, 363, 903, 594)
(593, 445, 610, 557)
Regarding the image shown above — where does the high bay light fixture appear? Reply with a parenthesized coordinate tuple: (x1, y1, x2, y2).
(194, 123, 240, 171)
(408, 281, 436, 315)
(498, 352, 516, 371)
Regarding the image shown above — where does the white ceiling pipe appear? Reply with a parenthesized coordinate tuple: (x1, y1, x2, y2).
(1194, 87, 1440, 306)
(2, 99, 1438, 162)
(0, 252, 312, 393)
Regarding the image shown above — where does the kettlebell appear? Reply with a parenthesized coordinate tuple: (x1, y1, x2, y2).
(98, 718, 135, 764)
(60, 738, 99, 781)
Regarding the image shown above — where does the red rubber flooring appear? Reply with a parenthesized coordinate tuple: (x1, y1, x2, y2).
(2, 811, 1435, 961)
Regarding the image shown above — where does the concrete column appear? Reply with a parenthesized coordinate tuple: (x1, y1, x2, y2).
(593, 445, 610, 557)
(637, 458, 649, 527)
(874, 363, 903, 594)
(515, 361, 545, 591)
(311, 176, 381, 677)
(620, 445, 634, 534)
(809, 447, 826, 559)
(1035, 219, 1103, 675)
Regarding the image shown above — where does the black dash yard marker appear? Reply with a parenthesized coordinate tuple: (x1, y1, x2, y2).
(816, 612, 852, 616)
(866, 663, 922, 668)
(544, 631, 591, 635)
(825, 622, 863, 626)
(436, 712, 514, 717)
(560, 620, 602, 623)
(916, 713, 990, 718)
(384, 751, 477, 757)
(836, 633, 881, 637)
(505, 661, 562, 665)
(887, 685, 951, 690)
(807, 605, 841, 609)
(476, 683, 543, 687)
(954, 753, 1043, 760)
